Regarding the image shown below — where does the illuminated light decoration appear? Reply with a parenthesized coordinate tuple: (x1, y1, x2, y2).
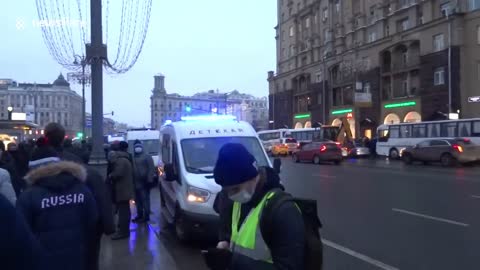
(331, 109, 353, 115)
(384, 101, 416, 109)
(294, 113, 311, 119)
(185, 105, 192, 112)
(76, 132, 84, 138)
(181, 115, 237, 122)
(164, 120, 173, 125)
(346, 112, 354, 119)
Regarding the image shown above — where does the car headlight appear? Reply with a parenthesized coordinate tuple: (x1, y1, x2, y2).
(187, 186, 211, 203)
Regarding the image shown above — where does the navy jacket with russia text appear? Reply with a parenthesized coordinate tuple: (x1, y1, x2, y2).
(17, 161, 98, 270)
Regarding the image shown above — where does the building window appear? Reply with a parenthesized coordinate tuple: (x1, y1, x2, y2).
(385, 25, 390, 36)
(398, 18, 409, 32)
(322, 8, 328, 21)
(477, 62, 480, 80)
(470, 0, 480, 11)
(433, 34, 445, 52)
(434, 67, 446, 85)
(402, 80, 408, 95)
(363, 82, 371, 93)
(289, 26, 294, 37)
(441, 2, 451, 17)
(315, 71, 323, 83)
(305, 17, 311, 28)
(317, 92, 322, 105)
(477, 26, 480, 44)
(335, 0, 340, 13)
(368, 31, 377, 43)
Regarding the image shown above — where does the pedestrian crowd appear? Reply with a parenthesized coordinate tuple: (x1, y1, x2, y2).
(1, 122, 156, 270)
(1, 121, 322, 270)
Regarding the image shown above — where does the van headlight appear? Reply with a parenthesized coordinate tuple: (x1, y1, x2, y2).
(187, 186, 210, 203)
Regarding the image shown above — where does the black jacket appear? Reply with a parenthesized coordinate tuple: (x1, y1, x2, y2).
(17, 161, 98, 270)
(0, 194, 45, 270)
(214, 167, 305, 270)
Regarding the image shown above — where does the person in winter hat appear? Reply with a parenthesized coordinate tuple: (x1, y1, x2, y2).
(209, 143, 305, 270)
(16, 146, 98, 270)
(108, 144, 134, 240)
(132, 140, 155, 223)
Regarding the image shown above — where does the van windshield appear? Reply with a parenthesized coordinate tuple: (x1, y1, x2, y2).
(181, 137, 269, 174)
(128, 139, 160, 155)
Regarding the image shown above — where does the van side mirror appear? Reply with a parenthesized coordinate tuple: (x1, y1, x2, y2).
(273, 158, 282, 174)
(164, 164, 177, 182)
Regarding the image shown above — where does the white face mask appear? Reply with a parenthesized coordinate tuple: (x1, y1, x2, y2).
(228, 176, 258, 203)
(134, 147, 143, 153)
(229, 189, 254, 204)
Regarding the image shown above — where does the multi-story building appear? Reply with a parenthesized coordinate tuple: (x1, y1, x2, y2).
(268, 0, 480, 138)
(0, 74, 83, 137)
(150, 74, 268, 130)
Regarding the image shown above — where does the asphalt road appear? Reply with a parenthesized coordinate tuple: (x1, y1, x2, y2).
(280, 157, 480, 270)
(100, 158, 480, 270)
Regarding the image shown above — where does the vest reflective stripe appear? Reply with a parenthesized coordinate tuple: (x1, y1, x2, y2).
(230, 192, 276, 264)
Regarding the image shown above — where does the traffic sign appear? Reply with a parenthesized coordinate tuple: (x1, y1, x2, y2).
(468, 96, 480, 103)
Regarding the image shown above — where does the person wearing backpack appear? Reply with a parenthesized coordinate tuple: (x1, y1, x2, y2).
(206, 143, 308, 270)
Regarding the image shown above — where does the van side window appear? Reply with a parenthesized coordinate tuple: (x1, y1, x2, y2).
(171, 141, 181, 185)
(162, 134, 171, 163)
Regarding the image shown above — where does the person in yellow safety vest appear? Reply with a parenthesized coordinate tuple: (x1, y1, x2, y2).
(210, 143, 305, 270)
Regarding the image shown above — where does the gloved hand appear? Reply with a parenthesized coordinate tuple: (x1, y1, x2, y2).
(202, 248, 232, 270)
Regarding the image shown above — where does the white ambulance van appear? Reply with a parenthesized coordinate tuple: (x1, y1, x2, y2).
(159, 115, 276, 241)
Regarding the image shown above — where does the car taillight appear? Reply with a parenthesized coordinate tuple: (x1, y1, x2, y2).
(453, 144, 463, 153)
(320, 145, 327, 152)
(335, 142, 342, 149)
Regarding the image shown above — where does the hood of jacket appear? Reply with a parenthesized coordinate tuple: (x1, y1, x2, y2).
(246, 166, 284, 208)
(25, 161, 87, 191)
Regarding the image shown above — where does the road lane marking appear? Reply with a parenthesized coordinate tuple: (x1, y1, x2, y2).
(392, 208, 469, 227)
(471, 195, 480, 199)
(322, 239, 400, 270)
(312, 174, 337, 179)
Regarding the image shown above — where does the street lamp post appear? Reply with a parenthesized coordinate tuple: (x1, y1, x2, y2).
(7, 106, 13, 120)
(69, 55, 91, 138)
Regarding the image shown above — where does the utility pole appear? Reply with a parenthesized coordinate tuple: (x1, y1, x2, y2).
(86, 0, 107, 163)
(447, 9, 453, 117)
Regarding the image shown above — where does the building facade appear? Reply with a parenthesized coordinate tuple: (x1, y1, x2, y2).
(0, 74, 83, 137)
(150, 74, 268, 130)
(269, 0, 480, 138)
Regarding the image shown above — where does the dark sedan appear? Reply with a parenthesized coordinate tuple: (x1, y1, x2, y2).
(402, 138, 480, 166)
(292, 141, 343, 165)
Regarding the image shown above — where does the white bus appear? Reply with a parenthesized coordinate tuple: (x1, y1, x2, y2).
(376, 118, 480, 158)
(288, 126, 340, 143)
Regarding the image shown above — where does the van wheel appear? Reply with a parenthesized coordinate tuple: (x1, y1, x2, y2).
(313, 155, 321, 164)
(174, 207, 191, 243)
(441, 153, 455, 167)
(389, 148, 399, 159)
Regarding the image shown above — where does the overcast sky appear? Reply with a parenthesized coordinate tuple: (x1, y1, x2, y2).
(0, 0, 277, 127)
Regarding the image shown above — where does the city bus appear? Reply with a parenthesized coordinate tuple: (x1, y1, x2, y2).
(376, 118, 480, 158)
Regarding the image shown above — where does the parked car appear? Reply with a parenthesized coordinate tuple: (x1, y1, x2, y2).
(292, 141, 343, 165)
(271, 143, 289, 156)
(401, 138, 480, 166)
(345, 140, 371, 158)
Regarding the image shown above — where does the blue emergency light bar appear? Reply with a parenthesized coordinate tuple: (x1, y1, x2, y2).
(180, 115, 237, 121)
